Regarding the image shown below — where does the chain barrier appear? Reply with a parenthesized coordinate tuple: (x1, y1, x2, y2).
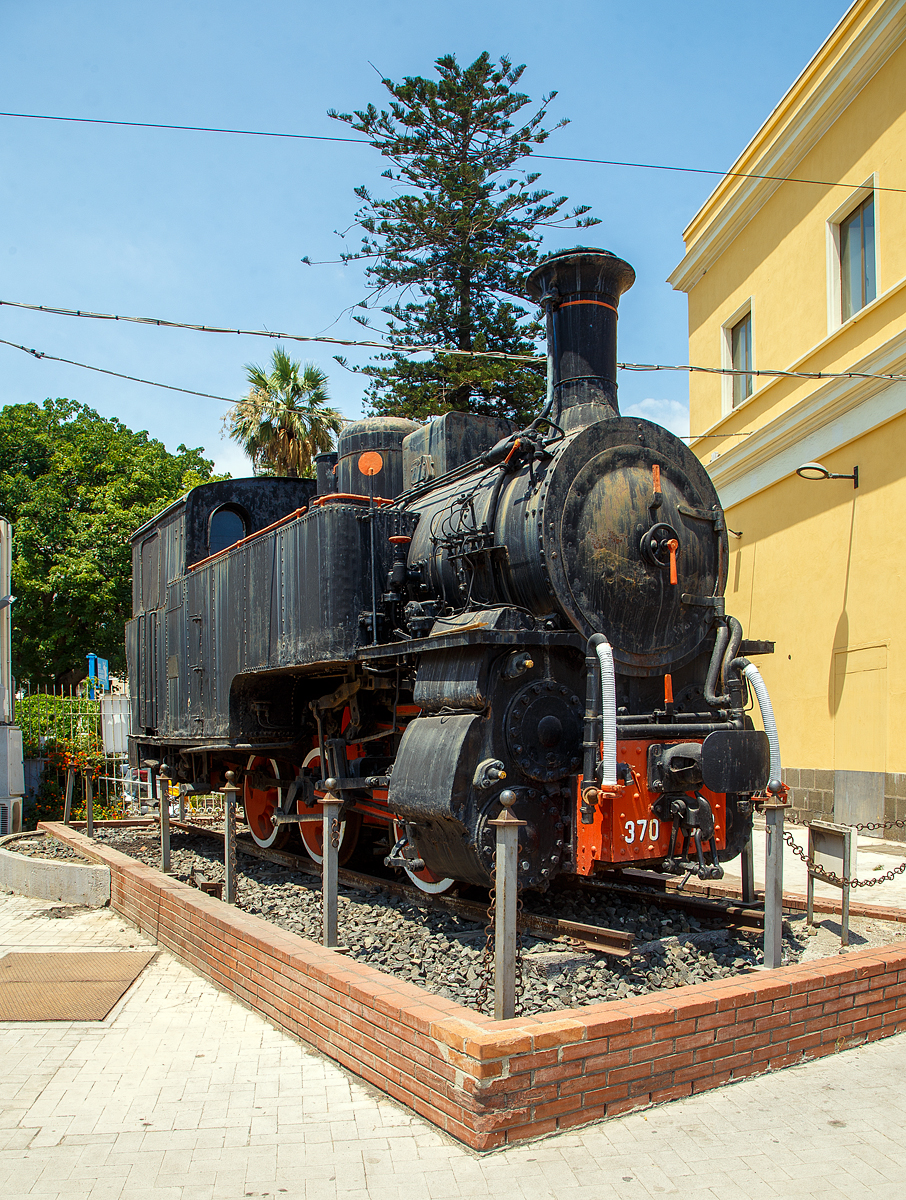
(474, 869, 495, 1015)
(514, 894, 525, 1017)
(784, 812, 906, 834)
(778, 808, 906, 886)
(473, 855, 526, 1017)
(781, 829, 906, 890)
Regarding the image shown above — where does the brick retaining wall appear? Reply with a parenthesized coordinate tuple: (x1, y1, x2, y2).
(41, 820, 906, 1150)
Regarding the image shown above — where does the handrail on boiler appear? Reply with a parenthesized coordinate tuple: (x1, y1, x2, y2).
(311, 493, 393, 507)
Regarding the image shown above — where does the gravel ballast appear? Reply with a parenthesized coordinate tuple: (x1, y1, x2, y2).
(4, 833, 95, 865)
(71, 824, 902, 1017)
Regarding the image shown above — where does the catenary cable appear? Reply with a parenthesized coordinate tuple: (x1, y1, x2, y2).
(0, 335, 879, 444)
(0, 337, 237, 403)
(1, 110, 905, 195)
(3, 298, 906, 389)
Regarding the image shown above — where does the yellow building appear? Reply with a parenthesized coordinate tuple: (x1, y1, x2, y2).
(668, 0, 906, 836)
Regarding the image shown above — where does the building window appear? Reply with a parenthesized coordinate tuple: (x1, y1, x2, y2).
(730, 311, 753, 407)
(840, 194, 876, 321)
(208, 506, 247, 556)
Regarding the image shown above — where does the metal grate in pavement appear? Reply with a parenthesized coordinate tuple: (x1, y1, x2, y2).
(0, 951, 156, 1020)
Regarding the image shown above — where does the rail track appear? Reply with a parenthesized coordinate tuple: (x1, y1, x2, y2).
(562, 874, 765, 935)
(168, 819, 765, 958)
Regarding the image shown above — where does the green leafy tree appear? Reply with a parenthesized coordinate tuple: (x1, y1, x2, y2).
(0, 398, 220, 687)
(327, 52, 599, 423)
(226, 349, 342, 477)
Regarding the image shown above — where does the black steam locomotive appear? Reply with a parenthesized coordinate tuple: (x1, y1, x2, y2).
(127, 248, 778, 894)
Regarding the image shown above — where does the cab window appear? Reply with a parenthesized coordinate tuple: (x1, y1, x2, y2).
(208, 506, 247, 556)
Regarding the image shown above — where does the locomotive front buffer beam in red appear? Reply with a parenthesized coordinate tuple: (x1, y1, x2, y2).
(574, 738, 729, 880)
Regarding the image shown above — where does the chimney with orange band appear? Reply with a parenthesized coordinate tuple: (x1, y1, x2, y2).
(526, 247, 636, 424)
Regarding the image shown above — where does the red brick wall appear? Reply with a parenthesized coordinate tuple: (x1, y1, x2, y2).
(41, 821, 906, 1150)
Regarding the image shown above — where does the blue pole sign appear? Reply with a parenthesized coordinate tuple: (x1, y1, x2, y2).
(86, 653, 109, 698)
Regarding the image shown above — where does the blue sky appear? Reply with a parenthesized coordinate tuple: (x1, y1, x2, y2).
(0, 0, 851, 476)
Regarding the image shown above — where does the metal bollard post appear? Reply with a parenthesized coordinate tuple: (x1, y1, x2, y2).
(85, 773, 94, 838)
(763, 800, 785, 969)
(489, 790, 527, 1021)
(63, 767, 75, 826)
(318, 780, 344, 948)
(143, 759, 160, 812)
(740, 834, 756, 905)
(159, 764, 172, 873)
(221, 771, 240, 904)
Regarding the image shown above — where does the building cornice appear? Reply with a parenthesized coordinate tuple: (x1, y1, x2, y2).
(668, 0, 906, 294)
(707, 329, 906, 508)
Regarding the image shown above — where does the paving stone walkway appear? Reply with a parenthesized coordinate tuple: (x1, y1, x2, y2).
(1, 891, 905, 1199)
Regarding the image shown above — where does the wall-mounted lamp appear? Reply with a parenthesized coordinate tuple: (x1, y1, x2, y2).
(796, 461, 859, 488)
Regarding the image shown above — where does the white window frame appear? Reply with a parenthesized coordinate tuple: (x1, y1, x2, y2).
(720, 299, 754, 416)
(826, 173, 878, 333)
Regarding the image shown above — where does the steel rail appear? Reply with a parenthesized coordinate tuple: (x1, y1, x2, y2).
(561, 874, 765, 933)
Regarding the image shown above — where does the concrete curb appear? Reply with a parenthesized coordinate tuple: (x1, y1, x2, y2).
(0, 833, 111, 907)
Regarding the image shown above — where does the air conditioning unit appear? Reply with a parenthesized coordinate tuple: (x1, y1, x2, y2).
(0, 797, 21, 836)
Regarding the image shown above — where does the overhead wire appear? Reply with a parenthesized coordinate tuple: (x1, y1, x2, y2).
(0, 330, 730, 440)
(2, 109, 905, 195)
(4, 115, 897, 448)
(0, 336, 237, 403)
(3, 298, 906, 390)
(0, 299, 542, 361)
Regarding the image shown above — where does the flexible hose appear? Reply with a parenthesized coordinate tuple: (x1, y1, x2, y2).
(731, 657, 782, 786)
(595, 639, 618, 787)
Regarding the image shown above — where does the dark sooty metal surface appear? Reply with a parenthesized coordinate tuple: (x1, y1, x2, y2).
(0, 952, 156, 1021)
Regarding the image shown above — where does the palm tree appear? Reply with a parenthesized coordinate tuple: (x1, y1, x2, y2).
(227, 349, 342, 477)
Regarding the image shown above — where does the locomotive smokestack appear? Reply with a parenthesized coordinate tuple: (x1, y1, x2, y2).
(526, 247, 635, 426)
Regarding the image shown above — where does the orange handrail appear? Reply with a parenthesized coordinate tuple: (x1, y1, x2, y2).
(311, 493, 393, 507)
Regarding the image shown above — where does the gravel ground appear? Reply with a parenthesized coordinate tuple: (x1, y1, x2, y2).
(68, 824, 855, 1017)
(3, 832, 95, 865)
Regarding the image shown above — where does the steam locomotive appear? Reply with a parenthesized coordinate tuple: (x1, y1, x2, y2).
(127, 247, 778, 894)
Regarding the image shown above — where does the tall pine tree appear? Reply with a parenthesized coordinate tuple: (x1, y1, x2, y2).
(327, 53, 599, 424)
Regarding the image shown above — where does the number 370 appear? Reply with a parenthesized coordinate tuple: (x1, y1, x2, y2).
(624, 818, 660, 845)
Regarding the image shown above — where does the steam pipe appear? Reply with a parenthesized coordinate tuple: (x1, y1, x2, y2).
(704, 620, 730, 707)
(541, 295, 557, 423)
(703, 615, 744, 709)
(615, 720, 743, 738)
(722, 616, 744, 708)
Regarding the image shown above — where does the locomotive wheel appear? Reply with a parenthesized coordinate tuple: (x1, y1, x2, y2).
(243, 756, 292, 850)
(297, 748, 361, 865)
(391, 821, 455, 894)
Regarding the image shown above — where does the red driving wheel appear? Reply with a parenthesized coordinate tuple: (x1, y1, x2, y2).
(391, 821, 454, 894)
(297, 749, 361, 865)
(242, 756, 291, 849)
